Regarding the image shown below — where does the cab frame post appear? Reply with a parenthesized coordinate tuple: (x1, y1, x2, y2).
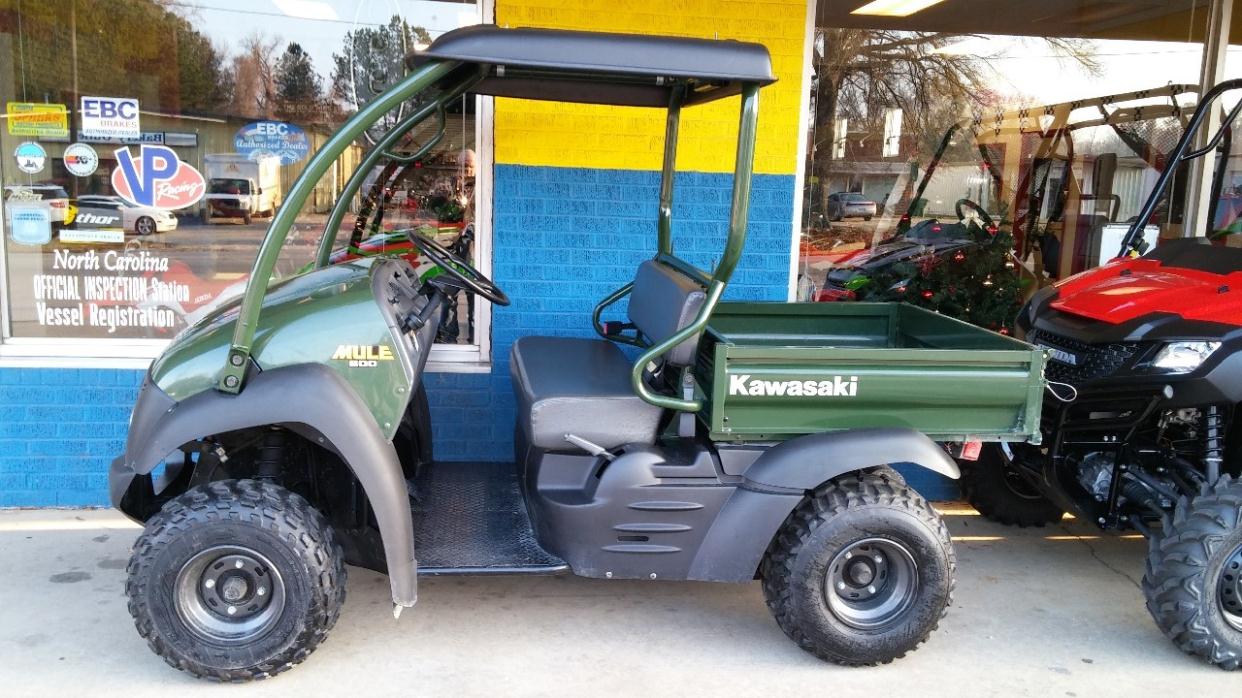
(632, 82, 760, 411)
(657, 84, 686, 256)
(219, 60, 461, 393)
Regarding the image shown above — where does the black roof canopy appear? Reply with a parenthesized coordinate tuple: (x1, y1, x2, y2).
(408, 26, 776, 107)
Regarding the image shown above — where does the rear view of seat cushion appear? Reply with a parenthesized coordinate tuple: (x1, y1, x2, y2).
(626, 260, 706, 366)
(510, 336, 663, 451)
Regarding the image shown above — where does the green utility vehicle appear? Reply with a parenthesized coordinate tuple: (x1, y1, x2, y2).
(111, 26, 1047, 681)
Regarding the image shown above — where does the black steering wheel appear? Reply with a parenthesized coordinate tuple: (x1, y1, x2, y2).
(400, 228, 510, 306)
(954, 198, 995, 229)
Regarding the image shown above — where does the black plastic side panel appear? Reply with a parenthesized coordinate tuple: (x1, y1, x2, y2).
(743, 428, 960, 491)
(520, 430, 955, 583)
(524, 443, 737, 580)
(687, 487, 802, 582)
(111, 364, 418, 607)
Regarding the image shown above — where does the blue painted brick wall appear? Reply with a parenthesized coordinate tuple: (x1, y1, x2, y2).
(0, 368, 143, 506)
(0, 164, 956, 507)
(426, 165, 796, 463)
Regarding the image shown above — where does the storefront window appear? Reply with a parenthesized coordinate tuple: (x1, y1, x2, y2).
(799, 3, 1220, 331)
(0, 0, 486, 360)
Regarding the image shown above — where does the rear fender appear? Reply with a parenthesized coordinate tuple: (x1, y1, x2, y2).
(688, 428, 958, 582)
(112, 363, 417, 607)
(743, 428, 960, 490)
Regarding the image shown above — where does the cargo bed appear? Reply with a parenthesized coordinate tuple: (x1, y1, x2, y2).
(694, 302, 1046, 444)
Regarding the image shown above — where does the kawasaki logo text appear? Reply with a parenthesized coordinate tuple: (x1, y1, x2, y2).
(728, 374, 858, 397)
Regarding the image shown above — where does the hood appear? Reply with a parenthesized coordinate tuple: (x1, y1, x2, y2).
(150, 260, 382, 399)
(1050, 243, 1242, 327)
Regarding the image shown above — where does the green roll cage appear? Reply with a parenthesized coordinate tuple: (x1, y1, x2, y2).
(216, 51, 763, 416)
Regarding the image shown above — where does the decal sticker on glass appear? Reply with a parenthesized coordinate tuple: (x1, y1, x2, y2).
(234, 121, 310, 164)
(8, 203, 53, 246)
(80, 96, 140, 140)
(14, 141, 46, 174)
(60, 228, 125, 244)
(111, 145, 206, 210)
(63, 143, 100, 177)
(6, 102, 69, 138)
(72, 210, 123, 227)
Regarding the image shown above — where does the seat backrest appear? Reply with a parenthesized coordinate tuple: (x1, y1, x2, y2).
(627, 260, 707, 366)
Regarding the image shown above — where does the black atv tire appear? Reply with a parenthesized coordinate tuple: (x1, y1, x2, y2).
(960, 444, 1064, 527)
(761, 472, 955, 665)
(126, 480, 346, 681)
(1144, 476, 1242, 670)
(864, 464, 906, 484)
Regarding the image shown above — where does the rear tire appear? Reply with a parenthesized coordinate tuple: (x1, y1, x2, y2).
(960, 444, 1064, 527)
(126, 480, 346, 681)
(135, 216, 155, 236)
(243, 211, 253, 225)
(1144, 476, 1242, 670)
(761, 472, 955, 665)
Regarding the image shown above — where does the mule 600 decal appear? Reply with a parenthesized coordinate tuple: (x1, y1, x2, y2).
(332, 344, 395, 368)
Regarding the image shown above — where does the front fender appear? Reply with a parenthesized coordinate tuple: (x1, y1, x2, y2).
(111, 363, 418, 607)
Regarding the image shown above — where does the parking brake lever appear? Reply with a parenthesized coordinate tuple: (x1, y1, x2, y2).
(563, 434, 615, 461)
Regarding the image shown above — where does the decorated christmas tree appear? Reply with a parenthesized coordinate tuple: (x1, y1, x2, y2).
(852, 225, 1026, 334)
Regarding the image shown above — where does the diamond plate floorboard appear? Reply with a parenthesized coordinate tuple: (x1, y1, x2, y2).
(410, 461, 566, 573)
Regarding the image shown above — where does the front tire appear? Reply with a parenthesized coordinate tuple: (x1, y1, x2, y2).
(1144, 476, 1242, 669)
(126, 480, 346, 681)
(761, 472, 955, 665)
(135, 216, 155, 236)
(960, 444, 1064, 527)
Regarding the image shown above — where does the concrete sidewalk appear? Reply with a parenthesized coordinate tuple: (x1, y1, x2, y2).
(0, 505, 1233, 696)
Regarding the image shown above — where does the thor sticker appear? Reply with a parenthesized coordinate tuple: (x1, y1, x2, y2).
(728, 374, 858, 397)
(332, 344, 395, 368)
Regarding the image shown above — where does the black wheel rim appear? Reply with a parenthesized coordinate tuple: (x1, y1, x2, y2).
(175, 545, 286, 644)
(1218, 544, 1242, 631)
(824, 537, 919, 630)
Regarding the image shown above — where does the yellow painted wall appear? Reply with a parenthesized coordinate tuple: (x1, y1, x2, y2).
(494, 0, 808, 175)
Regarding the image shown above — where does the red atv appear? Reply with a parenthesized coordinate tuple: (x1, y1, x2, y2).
(960, 79, 1242, 669)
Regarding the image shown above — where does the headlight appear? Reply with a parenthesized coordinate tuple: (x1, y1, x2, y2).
(1150, 341, 1220, 373)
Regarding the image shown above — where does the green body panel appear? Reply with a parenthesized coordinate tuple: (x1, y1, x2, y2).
(152, 260, 411, 438)
(695, 302, 1047, 444)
